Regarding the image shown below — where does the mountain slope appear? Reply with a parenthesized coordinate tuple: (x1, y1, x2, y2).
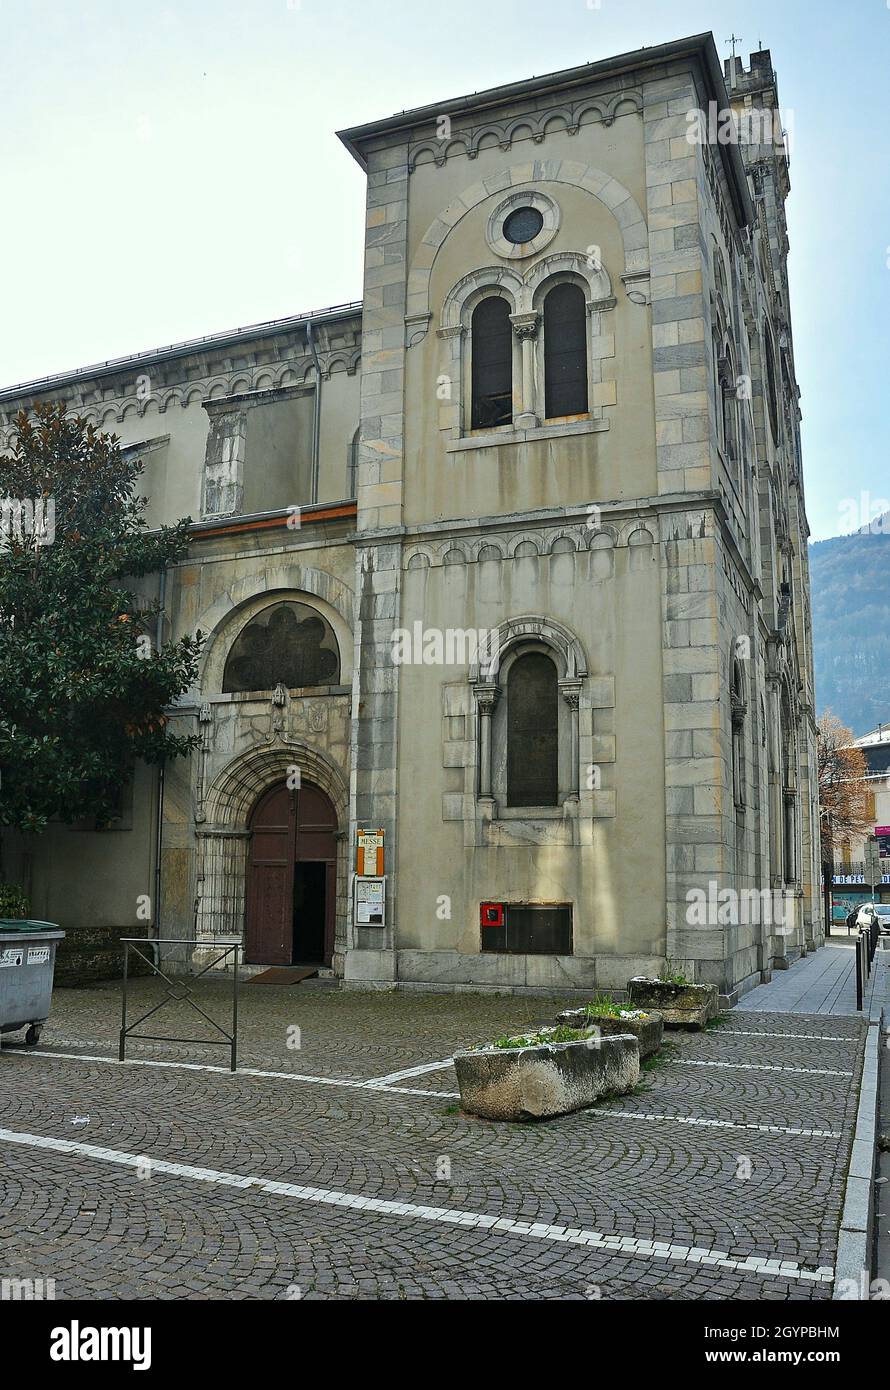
(809, 529, 890, 734)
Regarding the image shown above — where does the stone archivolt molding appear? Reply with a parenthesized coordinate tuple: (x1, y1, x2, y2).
(407, 90, 643, 172)
(202, 741, 349, 831)
(408, 160, 648, 334)
(468, 614, 588, 683)
(440, 252, 613, 329)
(440, 265, 525, 328)
(195, 573, 356, 696)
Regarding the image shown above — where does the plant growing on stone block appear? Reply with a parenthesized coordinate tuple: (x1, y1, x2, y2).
(556, 995, 664, 1058)
(627, 975, 718, 1029)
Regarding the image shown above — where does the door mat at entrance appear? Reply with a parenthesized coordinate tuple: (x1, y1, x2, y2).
(247, 967, 318, 985)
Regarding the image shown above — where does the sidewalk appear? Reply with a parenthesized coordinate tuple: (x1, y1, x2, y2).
(736, 939, 888, 1297)
(736, 940, 890, 1018)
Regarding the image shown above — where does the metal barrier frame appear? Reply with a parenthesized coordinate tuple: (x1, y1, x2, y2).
(119, 938, 240, 1071)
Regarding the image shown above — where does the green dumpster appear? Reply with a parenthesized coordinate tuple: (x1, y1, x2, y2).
(0, 921, 65, 1046)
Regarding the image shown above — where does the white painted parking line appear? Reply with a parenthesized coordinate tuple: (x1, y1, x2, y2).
(718, 1030, 857, 1044)
(0, 1049, 460, 1098)
(667, 1059, 849, 1077)
(3, 1049, 851, 1137)
(603, 1110, 841, 1139)
(365, 1060, 455, 1086)
(0, 1126, 835, 1286)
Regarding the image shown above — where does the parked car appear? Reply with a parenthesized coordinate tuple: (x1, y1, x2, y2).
(856, 903, 879, 932)
(873, 904, 890, 935)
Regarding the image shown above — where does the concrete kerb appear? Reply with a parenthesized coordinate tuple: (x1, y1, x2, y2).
(832, 957, 885, 1299)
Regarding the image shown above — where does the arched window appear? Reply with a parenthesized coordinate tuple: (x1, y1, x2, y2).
(730, 658, 747, 811)
(764, 328, 780, 442)
(223, 602, 340, 694)
(543, 282, 587, 418)
(507, 652, 559, 806)
(712, 336, 723, 440)
(471, 296, 512, 429)
(721, 347, 740, 464)
(713, 248, 730, 321)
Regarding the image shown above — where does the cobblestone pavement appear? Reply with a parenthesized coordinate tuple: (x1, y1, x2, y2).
(0, 978, 867, 1300)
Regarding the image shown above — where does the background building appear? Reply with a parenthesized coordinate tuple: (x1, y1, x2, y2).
(829, 722, 890, 926)
(0, 33, 822, 999)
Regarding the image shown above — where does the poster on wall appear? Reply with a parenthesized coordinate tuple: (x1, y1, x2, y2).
(354, 876, 385, 926)
(356, 829, 384, 877)
(830, 889, 869, 926)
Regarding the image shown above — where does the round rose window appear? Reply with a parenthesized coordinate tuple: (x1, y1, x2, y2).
(502, 206, 544, 245)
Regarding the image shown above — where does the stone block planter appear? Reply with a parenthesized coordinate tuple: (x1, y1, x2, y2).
(626, 977, 718, 1029)
(453, 1031, 639, 1121)
(556, 1007, 663, 1059)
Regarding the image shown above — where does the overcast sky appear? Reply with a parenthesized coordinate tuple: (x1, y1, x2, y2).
(1, 0, 887, 541)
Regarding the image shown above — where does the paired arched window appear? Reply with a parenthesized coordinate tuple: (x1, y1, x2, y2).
(506, 652, 559, 806)
(543, 282, 588, 418)
(223, 602, 340, 694)
(711, 245, 743, 471)
(468, 281, 590, 430)
(471, 296, 512, 429)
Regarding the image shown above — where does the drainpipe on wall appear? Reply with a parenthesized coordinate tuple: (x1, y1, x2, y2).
(306, 318, 322, 503)
(152, 766, 164, 970)
(152, 565, 167, 968)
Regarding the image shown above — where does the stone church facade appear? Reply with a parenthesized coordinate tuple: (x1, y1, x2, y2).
(0, 34, 822, 1000)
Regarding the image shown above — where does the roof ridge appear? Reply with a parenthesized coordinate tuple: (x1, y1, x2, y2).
(0, 299, 364, 402)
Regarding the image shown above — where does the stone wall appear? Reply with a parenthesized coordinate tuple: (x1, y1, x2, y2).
(54, 926, 154, 988)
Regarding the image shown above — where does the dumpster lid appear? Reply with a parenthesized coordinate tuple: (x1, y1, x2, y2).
(0, 919, 61, 933)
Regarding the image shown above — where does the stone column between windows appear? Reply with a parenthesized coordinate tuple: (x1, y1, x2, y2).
(510, 311, 539, 429)
(559, 679, 582, 802)
(474, 682, 500, 802)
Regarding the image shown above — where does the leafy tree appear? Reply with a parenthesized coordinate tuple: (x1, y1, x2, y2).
(0, 403, 202, 839)
(817, 710, 872, 871)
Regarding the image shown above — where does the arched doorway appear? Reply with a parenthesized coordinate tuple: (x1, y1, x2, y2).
(245, 782, 337, 966)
